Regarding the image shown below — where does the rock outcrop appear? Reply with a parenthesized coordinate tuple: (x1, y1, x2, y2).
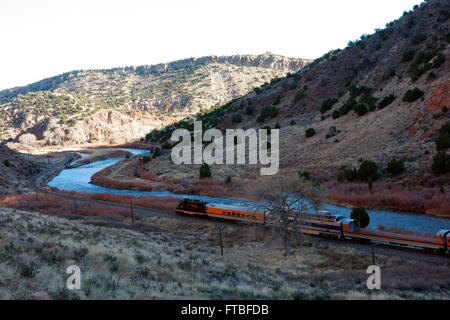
(0, 54, 310, 146)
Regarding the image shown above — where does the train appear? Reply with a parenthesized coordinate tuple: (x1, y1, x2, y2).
(175, 199, 265, 224)
(176, 199, 450, 254)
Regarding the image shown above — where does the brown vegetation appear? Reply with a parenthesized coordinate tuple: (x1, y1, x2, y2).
(0, 193, 131, 220)
(323, 181, 450, 217)
(87, 193, 179, 212)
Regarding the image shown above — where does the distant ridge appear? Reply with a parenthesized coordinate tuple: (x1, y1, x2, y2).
(0, 53, 310, 145)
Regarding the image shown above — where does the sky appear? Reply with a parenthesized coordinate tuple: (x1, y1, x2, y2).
(0, 0, 424, 91)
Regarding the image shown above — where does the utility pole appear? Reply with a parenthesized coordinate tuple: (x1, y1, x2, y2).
(73, 199, 78, 215)
(217, 226, 225, 256)
(130, 200, 135, 224)
(371, 244, 376, 265)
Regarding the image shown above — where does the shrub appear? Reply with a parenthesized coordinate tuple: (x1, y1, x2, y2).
(298, 171, 310, 181)
(378, 94, 396, 109)
(359, 160, 379, 181)
(361, 93, 376, 111)
(3, 159, 10, 167)
(325, 126, 338, 139)
(351, 207, 370, 228)
(142, 156, 151, 164)
(432, 152, 450, 174)
(19, 262, 40, 279)
(343, 168, 358, 181)
(352, 103, 368, 116)
(245, 106, 254, 115)
(339, 99, 357, 115)
(432, 53, 445, 69)
(152, 147, 161, 158)
(408, 64, 426, 81)
(411, 33, 427, 45)
(435, 122, 450, 151)
(231, 114, 242, 123)
(294, 90, 306, 102)
(262, 126, 271, 135)
(305, 128, 316, 138)
(402, 88, 424, 102)
(256, 115, 265, 123)
(349, 85, 371, 98)
(161, 142, 172, 149)
(73, 247, 89, 262)
(320, 98, 338, 114)
(402, 49, 415, 62)
(257, 106, 278, 123)
(199, 163, 212, 179)
(332, 110, 340, 119)
(387, 159, 405, 175)
(290, 120, 296, 125)
(273, 95, 281, 105)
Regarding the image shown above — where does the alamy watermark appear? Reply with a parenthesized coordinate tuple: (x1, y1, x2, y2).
(66, 265, 81, 290)
(366, 265, 381, 290)
(170, 121, 279, 175)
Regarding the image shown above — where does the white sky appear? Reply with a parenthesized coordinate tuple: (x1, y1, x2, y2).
(0, 0, 424, 91)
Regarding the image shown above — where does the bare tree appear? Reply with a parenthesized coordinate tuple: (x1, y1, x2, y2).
(247, 175, 323, 257)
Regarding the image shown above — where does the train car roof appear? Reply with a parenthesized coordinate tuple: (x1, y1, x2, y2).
(206, 203, 263, 213)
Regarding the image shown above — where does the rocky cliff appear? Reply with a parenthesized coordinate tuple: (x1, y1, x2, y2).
(0, 53, 310, 146)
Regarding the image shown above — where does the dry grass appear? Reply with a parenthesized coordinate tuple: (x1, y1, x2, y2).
(0, 193, 131, 220)
(88, 193, 179, 212)
(323, 181, 450, 217)
(0, 206, 448, 300)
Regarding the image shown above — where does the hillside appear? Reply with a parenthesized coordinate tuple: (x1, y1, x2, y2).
(0, 142, 70, 195)
(0, 53, 310, 146)
(105, 0, 449, 215)
(0, 143, 41, 195)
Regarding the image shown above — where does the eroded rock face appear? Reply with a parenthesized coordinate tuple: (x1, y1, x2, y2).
(426, 81, 450, 112)
(0, 53, 310, 146)
(44, 109, 159, 145)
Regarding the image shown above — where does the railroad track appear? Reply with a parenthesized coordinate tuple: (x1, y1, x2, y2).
(26, 152, 449, 259)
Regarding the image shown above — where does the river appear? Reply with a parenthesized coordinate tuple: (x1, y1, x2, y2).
(48, 148, 450, 234)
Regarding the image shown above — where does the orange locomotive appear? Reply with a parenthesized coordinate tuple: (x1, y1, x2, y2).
(175, 199, 265, 224)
